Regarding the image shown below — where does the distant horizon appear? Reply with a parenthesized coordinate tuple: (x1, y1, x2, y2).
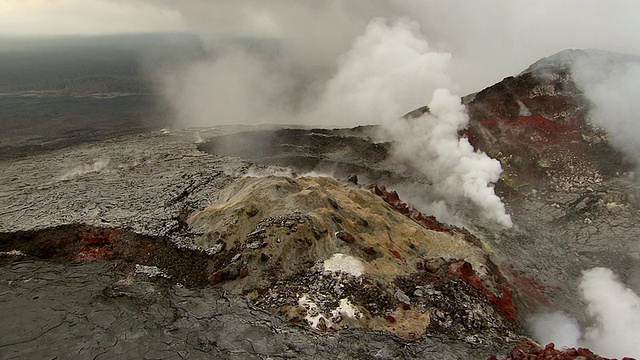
(3, 1, 640, 96)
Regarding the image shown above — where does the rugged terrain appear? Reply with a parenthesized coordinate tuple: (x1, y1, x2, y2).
(199, 50, 640, 321)
(466, 50, 640, 319)
(2, 50, 640, 359)
(0, 129, 519, 359)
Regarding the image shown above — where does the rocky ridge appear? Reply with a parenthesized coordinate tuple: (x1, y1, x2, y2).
(185, 175, 519, 343)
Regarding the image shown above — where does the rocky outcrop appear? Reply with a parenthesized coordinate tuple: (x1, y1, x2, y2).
(186, 175, 520, 344)
(465, 50, 627, 194)
(460, 50, 640, 320)
(494, 342, 636, 360)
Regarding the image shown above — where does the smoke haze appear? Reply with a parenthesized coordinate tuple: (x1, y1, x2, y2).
(90, 1, 640, 97)
(6, 1, 640, 96)
(161, 47, 297, 126)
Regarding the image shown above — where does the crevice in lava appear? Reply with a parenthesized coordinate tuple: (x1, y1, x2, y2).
(0, 224, 213, 287)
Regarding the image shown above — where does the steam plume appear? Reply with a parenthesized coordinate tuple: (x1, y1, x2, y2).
(310, 18, 512, 227)
(529, 312, 581, 349)
(530, 267, 640, 359)
(580, 267, 640, 358)
(571, 51, 640, 165)
(313, 18, 451, 127)
(383, 89, 512, 227)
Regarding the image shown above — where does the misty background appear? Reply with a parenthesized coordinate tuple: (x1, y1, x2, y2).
(4, 0, 640, 98)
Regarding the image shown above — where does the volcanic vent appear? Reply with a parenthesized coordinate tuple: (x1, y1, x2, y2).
(199, 127, 400, 182)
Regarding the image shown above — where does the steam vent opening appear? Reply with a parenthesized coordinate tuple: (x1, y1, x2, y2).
(197, 127, 395, 182)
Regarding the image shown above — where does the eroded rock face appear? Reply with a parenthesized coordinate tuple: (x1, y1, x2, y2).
(186, 175, 521, 344)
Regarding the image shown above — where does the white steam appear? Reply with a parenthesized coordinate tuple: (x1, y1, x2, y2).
(571, 51, 640, 164)
(313, 18, 511, 227)
(384, 89, 512, 227)
(60, 159, 110, 180)
(160, 16, 513, 227)
(580, 267, 640, 358)
(529, 312, 581, 349)
(313, 18, 451, 127)
(162, 48, 296, 127)
(530, 267, 640, 359)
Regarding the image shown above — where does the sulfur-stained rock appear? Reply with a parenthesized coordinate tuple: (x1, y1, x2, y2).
(187, 175, 520, 343)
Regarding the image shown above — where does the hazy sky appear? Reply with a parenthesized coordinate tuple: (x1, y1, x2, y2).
(0, 0, 187, 36)
(4, 0, 640, 93)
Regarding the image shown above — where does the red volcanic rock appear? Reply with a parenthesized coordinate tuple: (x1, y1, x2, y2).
(336, 231, 356, 244)
(448, 260, 517, 321)
(369, 183, 482, 246)
(507, 267, 558, 305)
(384, 190, 401, 206)
(390, 250, 403, 260)
(208, 271, 224, 285)
(464, 52, 631, 192)
(412, 212, 449, 233)
(448, 260, 475, 278)
(491, 341, 625, 360)
(369, 183, 517, 321)
(370, 183, 385, 196)
(490, 286, 517, 322)
(73, 228, 119, 262)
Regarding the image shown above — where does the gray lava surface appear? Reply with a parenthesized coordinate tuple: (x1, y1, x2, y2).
(0, 129, 503, 359)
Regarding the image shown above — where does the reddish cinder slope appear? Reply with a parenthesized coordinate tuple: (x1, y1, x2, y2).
(465, 62, 627, 194)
